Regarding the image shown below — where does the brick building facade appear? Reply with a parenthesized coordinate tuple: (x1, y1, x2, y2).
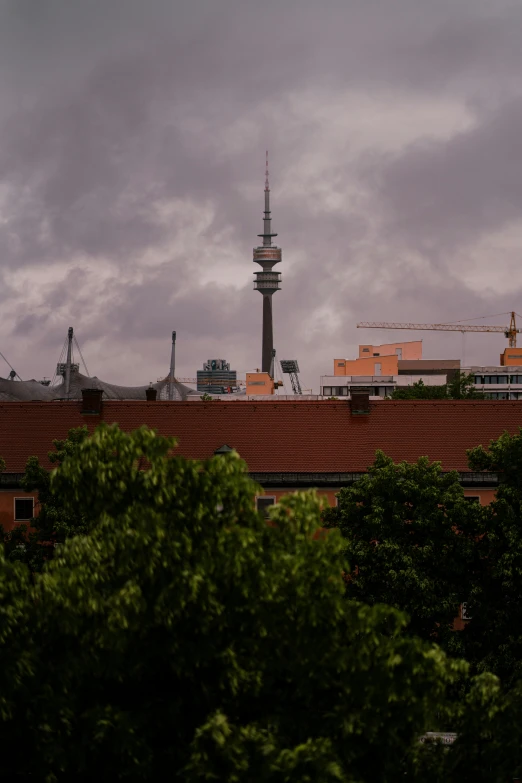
(0, 396, 519, 531)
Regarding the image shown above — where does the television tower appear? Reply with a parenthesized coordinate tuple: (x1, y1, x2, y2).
(253, 151, 282, 374)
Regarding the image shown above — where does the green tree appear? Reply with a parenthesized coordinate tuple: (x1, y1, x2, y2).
(462, 428, 522, 684)
(391, 372, 484, 400)
(391, 378, 448, 400)
(448, 371, 485, 400)
(0, 424, 465, 781)
(322, 451, 483, 649)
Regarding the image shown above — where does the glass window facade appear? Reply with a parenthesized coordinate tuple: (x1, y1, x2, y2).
(475, 375, 508, 384)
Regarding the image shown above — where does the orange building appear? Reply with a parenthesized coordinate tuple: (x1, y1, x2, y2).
(334, 341, 422, 376)
(358, 341, 422, 361)
(245, 371, 275, 395)
(500, 347, 522, 366)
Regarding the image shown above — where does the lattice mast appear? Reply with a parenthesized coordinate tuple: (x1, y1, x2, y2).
(253, 151, 282, 374)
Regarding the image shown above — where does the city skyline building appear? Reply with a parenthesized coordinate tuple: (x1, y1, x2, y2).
(197, 359, 238, 394)
(253, 152, 282, 374)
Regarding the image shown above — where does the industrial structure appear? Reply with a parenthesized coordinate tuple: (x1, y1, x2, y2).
(0, 327, 199, 402)
(253, 152, 282, 374)
(280, 360, 303, 395)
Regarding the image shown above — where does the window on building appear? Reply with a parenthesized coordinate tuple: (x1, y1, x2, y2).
(373, 353, 380, 356)
(256, 496, 276, 519)
(481, 375, 508, 384)
(323, 387, 332, 396)
(461, 603, 471, 620)
(14, 497, 34, 521)
(362, 348, 370, 353)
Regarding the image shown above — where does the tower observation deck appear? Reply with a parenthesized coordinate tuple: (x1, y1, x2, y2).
(253, 152, 282, 374)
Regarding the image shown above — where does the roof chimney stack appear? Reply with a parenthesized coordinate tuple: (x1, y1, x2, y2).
(81, 388, 103, 415)
(146, 387, 157, 401)
(349, 388, 371, 415)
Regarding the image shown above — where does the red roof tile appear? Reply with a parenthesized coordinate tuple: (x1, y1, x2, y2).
(0, 399, 520, 474)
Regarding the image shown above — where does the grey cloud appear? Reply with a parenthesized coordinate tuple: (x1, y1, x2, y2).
(375, 98, 522, 254)
(1, 0, 522, 387)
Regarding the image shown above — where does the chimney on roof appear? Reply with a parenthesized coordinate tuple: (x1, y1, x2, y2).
(146, 387, 157, 401)
(81, 388, 103, 415)
(349, 388, 371, 415)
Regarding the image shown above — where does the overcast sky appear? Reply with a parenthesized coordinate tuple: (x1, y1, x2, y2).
(1, 0, 522, 391)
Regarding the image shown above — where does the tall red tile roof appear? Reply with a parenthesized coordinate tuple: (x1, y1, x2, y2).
(0, 399, 521, 474)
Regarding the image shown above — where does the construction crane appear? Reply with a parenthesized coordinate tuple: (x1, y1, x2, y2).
(280, 359, 303, 394)
(357, 311, 520, 348)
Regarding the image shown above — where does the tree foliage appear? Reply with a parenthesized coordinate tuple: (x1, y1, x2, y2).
(391, 372, 484, 400)
(461, 429, 522, 684)
(0, 424, 465, 781)
(322, 451, 482, 650)
(5, 424, 522, 777)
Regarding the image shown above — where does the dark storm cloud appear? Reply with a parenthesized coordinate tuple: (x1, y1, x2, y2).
(0, 0, 521, 385)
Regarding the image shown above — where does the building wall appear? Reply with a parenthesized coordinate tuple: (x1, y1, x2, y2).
(321, 374, 447, 397)
(246, 372, 274, 395)
(333, 355, 399, 376)
(500, 348, 522, 366)
(358, 341, 423, 360)
(0, 489, 38, 533)
(256, 487, 495, 508)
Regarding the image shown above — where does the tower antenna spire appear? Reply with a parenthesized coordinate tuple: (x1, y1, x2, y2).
(258, 149, 277, 248)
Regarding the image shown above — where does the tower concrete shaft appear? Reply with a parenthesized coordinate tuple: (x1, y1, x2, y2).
(253, 152, 281, 374)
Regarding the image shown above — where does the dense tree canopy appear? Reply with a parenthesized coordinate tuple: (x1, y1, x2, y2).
(0, 424, 466, 781)
(322, 451, 482, 649)
(322, 431, 522, 688)
(4, 424, 522, 778)
(462, 429, 522, 685)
